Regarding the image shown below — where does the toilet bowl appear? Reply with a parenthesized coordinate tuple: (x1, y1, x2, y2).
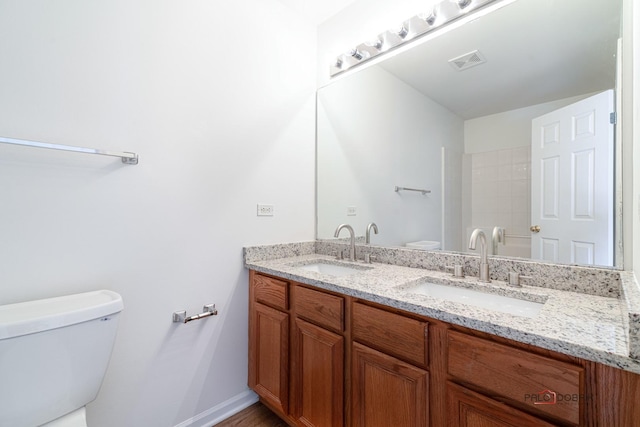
(0, 290, 123, 427)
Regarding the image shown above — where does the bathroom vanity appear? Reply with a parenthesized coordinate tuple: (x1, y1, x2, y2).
(245, 242, 640, 427)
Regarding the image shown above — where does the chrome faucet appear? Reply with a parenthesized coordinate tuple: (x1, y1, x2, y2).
(334, 224, 356, 261)
(469, 228, 490, 283)
(366, 222, 378, 244)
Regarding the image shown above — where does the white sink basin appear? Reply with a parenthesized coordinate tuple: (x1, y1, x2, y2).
(403, 282, 544, 318)
(296, 261, 370, 277)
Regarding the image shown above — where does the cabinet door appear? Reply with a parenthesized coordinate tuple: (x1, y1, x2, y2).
(249, 302, 289, 414)
(352, 342, 428, 427)
(447, 382, 556, 427)
(292, 318, 344, 427)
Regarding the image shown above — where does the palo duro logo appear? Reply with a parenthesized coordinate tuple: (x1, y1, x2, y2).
(532, 389, 557, 405)
(524, 389, 589, 405)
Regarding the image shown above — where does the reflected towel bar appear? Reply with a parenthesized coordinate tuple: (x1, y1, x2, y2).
(395, 186, 431, 195)
(0, 136, 139, 165)
(504, 233, 530, 239)
(173, 304, 218, 324)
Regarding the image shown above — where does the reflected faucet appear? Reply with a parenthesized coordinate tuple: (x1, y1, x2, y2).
(334, 224, 356, 261)
(491, 226, 505, 255)
(469, 228, 490, 283)
(366, 222, 378, 244)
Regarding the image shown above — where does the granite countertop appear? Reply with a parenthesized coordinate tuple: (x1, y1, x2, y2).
(245, 247, 640, 375)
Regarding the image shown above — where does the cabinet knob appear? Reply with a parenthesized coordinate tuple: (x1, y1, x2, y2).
(530, 225, 541, 233)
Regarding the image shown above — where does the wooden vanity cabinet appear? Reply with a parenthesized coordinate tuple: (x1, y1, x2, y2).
(248, 270, 640, 426)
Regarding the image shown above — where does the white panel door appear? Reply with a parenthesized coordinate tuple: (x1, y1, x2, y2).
(531, 90, 614, 266)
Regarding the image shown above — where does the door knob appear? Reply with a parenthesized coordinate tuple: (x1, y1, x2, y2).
(530, 225, 541, 233)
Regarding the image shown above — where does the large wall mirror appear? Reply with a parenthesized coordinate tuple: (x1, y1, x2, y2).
(317, 0, 622, 267)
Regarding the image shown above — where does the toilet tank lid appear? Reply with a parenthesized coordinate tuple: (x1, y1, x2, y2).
(0, 290, 123, 340)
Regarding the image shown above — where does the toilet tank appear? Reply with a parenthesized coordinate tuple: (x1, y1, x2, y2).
(0, 290, 123, 427)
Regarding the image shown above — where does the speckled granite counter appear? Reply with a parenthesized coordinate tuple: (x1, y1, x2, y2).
(244, 241, 640, 375)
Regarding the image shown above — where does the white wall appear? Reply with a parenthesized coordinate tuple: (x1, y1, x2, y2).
(316, 65, 463, 247)
(0, 1, 316, 426)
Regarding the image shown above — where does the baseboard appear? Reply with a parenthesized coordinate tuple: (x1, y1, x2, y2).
(174, 389, 259, 427)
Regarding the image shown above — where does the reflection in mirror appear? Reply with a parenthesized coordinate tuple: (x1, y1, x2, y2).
(316, 0, 622, 267)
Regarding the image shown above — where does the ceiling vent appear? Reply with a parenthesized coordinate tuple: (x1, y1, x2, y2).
(448, 50, 486, 71)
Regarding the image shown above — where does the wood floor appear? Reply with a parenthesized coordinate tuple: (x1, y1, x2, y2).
(214, 402, 289, 427)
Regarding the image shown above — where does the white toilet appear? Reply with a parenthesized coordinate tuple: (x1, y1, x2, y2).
(0, 290, 123, 427)
(405, 240, 441, 250)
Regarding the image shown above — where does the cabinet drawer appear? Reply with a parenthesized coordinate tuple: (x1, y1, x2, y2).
(254, 274, 288, 310)
(447, 382, 557, 427)
(352, 302, 428, 367)
(294, 286, 344, 332)
(447, 331, 583, 425)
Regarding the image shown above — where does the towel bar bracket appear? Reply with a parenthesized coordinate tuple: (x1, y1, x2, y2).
(121, 153, 139, 165)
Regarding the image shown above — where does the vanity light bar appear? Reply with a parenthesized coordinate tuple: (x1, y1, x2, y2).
(330, 0, 498, 77)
